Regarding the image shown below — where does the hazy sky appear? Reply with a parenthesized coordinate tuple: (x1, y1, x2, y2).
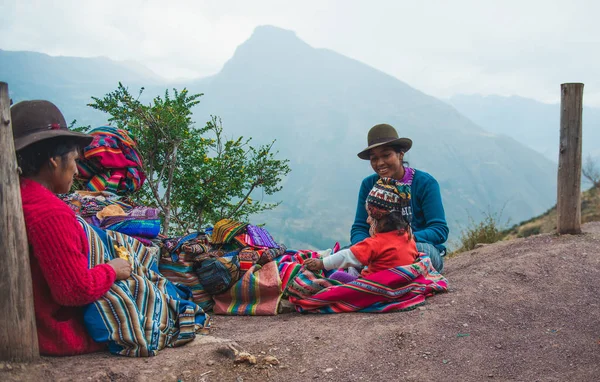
(2, 0, 599, 105)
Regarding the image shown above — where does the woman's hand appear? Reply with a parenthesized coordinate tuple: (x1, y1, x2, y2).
(304, 258, 324, 271)
(107, 258, 132, 280)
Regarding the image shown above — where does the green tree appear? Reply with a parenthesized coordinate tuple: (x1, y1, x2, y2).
(88, 83, 290, 235)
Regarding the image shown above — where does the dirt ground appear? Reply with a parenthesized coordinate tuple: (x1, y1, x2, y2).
(3, 222, 600, 382)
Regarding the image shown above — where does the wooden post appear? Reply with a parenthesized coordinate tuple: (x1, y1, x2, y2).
(0, 82, 39, 361)
(557, 83, 584, 234)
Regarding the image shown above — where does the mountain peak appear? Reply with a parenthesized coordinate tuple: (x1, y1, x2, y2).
(236, 24, 311, 54)
(248, 25, 302, 45)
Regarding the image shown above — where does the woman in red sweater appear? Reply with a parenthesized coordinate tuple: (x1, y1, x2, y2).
(11, 100, 132, 356)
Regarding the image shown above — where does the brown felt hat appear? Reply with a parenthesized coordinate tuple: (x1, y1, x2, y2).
(10, 100, 93, 151)
(357, 123, 412, 160)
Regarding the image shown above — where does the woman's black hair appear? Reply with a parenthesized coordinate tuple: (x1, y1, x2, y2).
(377, 211, 411, 236)
(17, 137, 81, 177)
(392, 146, 410, 167)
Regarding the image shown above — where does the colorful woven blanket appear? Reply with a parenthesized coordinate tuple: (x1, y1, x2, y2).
(246, 225, 279, 248)
(276, 250, 321, 295)
(213, 261, 282, 316)
(158, 251, 214, 311)
(80, 218, 210, 356)
(77, 126, 146, 194)
(210, 219, 248, 244)
(287, 254, 448, 313)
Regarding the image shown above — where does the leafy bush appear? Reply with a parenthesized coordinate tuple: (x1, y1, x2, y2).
(85, 83, 291, 235)
(455, 210, 507, 253)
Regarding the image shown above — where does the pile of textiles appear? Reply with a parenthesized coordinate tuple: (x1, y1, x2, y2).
(61, 191, 161, 245)
(158, 232, 214, 310)
(79, 217, 209, 357)
(282, 253, 448, 313)
(210, 219, 287, 272)
(157, 219, 289, 315)
(77, 126, 146, 194)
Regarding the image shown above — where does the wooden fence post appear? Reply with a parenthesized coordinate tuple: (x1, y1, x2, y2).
(557, 83, 584, 234)
(0, 82, 39, 361)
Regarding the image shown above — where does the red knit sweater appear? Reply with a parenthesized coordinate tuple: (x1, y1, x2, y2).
(20, 178, 116, 356)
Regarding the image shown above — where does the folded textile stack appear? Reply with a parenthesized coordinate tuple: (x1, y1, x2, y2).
(61, 192, 161, 245)
(77, 126, 146, 194)
(210, 219, 248, 245)
(158, 232, 213, 310)
(100, 206, 161, 240)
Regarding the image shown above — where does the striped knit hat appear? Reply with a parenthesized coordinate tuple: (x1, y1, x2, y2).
(366, 177, 411, 221)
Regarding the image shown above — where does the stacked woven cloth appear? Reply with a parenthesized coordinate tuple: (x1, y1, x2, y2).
(210, 219, 286, 273)
(77, 126, 146, 194)
(210, 219, 248, 244)
(61, 191, 161, 245)
(158, 232, 214, 310)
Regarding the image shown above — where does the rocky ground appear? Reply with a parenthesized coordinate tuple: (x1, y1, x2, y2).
(3, 222, 600, 382)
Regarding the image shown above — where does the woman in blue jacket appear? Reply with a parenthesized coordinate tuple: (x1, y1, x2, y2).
(351, 123, 449, 272)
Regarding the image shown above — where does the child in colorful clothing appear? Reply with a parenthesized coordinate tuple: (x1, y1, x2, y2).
(305, 177, 418, 281)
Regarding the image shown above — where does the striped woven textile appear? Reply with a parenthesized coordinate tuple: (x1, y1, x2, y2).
(79, 218, 210, 357)
(103, 219, 162, 238)
(287, 254, 448, 313)
(77, 126, 146, 194)
(210, 219, 247, 244)
(276, 250, 321, 295)
(158, 251, 214, 311)
(246, 225, 279, 248)
(213, 261, 282, 315)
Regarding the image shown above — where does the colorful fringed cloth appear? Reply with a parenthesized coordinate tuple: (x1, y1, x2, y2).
(213, 261, 282, 316)
(77, 126, 146, 194)
(276, 250, 321, 295)
(80, 218, 210, 357)
(287, 254, 448, 313)
(246, 225, 279, 248)
(158, 251, 214, 311)
(210, 219, 247, 244)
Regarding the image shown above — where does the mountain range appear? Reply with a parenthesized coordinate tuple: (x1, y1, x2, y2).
(0, 26, 561, 249)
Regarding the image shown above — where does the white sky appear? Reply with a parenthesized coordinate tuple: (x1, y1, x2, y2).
(2, 0, 599, 105)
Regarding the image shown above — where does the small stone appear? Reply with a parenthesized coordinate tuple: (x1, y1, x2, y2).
(495, 344, 502, 349)
(418, 307, 426, 311)
(300, 369, 307, 374)
(234, 352, 257, 365)
(325, 368, 334, 373)
(263, 356, 280, 366)
(488, 374, 494, 378)
(463, 323, 469, 327)
(6, 364, 13, 371)
(207, 360, 215, 366)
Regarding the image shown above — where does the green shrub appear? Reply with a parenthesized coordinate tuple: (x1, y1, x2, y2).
(455, 210, 507, 253)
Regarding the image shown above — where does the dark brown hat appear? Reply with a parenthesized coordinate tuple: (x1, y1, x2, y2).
(10, 100, 93, 151)
(357, 123, 412, 160)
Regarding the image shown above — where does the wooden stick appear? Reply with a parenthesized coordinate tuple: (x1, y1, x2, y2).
(557, 83, 584, 234)
(0, 82, 39, 361)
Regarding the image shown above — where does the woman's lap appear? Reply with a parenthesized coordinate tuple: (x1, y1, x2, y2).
(415, 242, 444, 273)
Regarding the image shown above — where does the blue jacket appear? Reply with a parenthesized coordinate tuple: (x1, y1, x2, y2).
(350, 170, 449, 251)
